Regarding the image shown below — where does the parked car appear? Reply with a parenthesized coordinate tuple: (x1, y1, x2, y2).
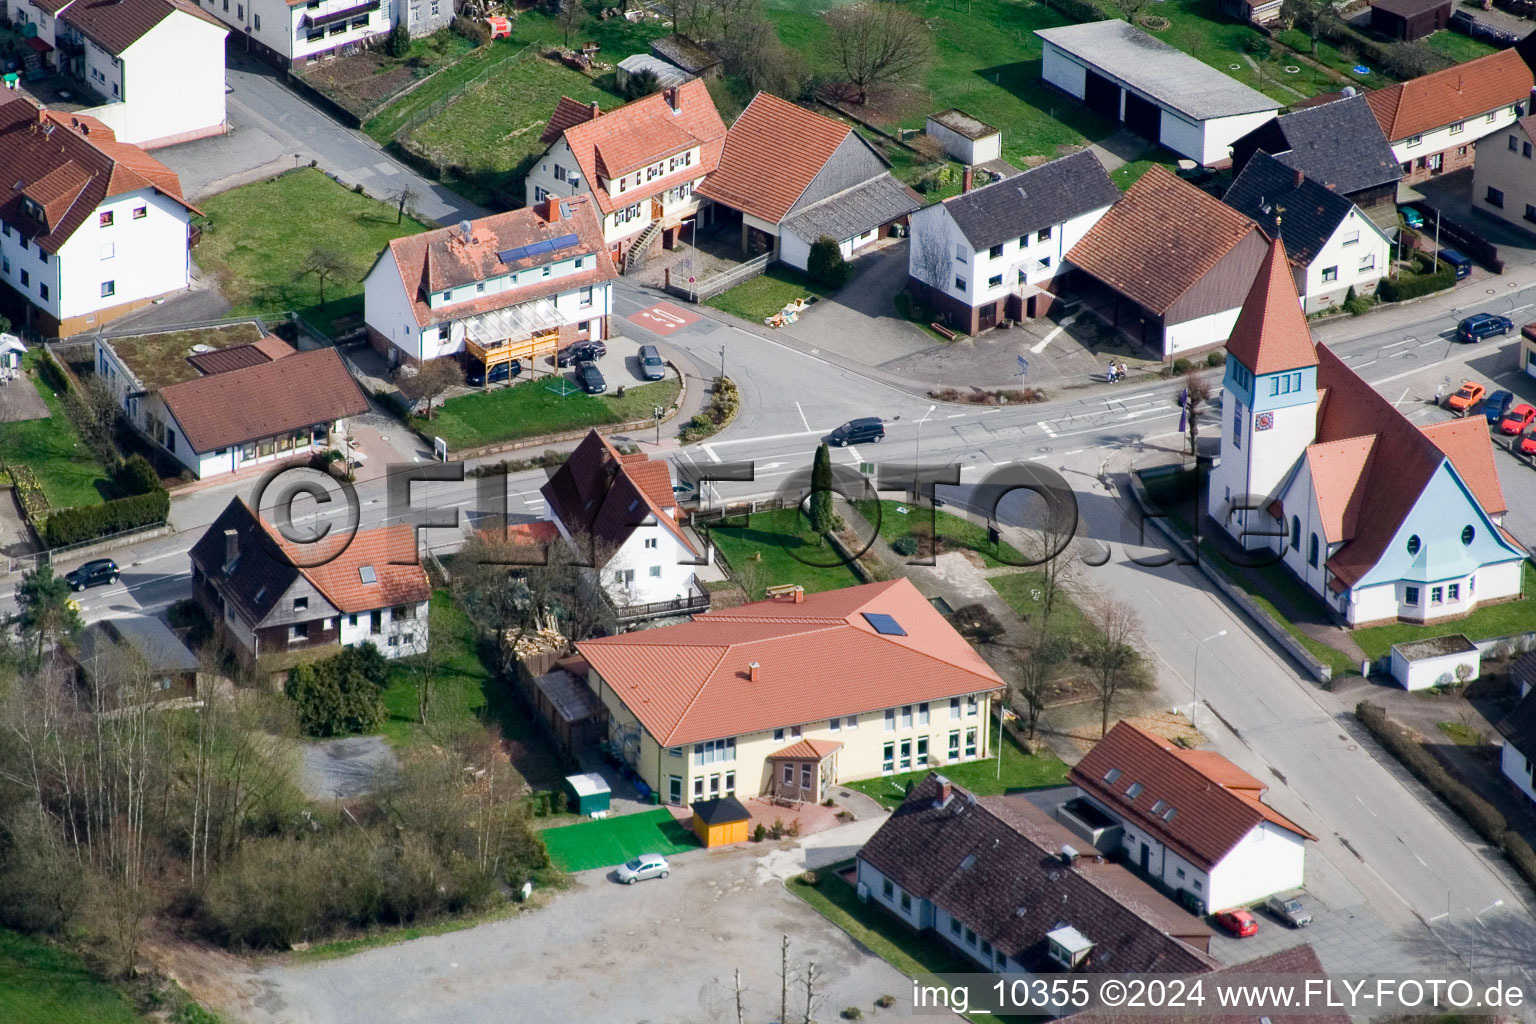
(828, 417, 885, 446)
(1456, 313, 1513, 343)
(575, 360, 607, 394)
(615, 853, 670, 884)
(1264, 894, 1313, 928)
(1500, 403, 1536, 436)
(1516, 428, 1536, 458)
(637, 344, 667, 381)
(1482, 389, 1515, 425)
(466, 360, 521, 388)
(1437, 248, 1473, 279)
(64, 558, 119, 592)
(1214, 908, 1259, 938)
(1400, 206, 1424, 229)
(557, 340, 607, 367)
(1445, 380, 1485, 414)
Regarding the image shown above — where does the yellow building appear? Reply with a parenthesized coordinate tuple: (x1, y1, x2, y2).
(578, 579, 1006, 808)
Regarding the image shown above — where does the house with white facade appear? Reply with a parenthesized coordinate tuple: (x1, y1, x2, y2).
(1063, 723, 1316, 911)
(190, 497, 432, 673)
(856, 774, 1217, 975)
(198, 0, 443, 69)
(1472, 114, 1536, 233)
(12, 0, 227, 147)
(1037, 20, 1279, 166)
(924, 108, 1002, 166)
(364, 196, 616, 374)
(906, 149, 1118, 334)
(525, 81, 725, 270)
(1209, 237, 1528, 627)
(0, 96, 199, 337)
(1497, 654, 1536, 807)
(1223, 153, 1390, 314)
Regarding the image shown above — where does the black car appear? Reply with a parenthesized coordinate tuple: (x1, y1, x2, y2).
(466, 360, 521, 387)
(65, 558, 119, 591)
(1456, 313, 1513, 343)
(638, 344, 666, 381)
(557, 340, 607, 367)
(829, 417, 885, 446)
(575, 360, 607, 394)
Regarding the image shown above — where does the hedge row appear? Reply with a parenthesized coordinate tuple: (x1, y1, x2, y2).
(1501, 831, 1536, 893)
(1377, 261, 1456, 303)
(44, 488, 169, 548)
(1356, 702, 1508, 844)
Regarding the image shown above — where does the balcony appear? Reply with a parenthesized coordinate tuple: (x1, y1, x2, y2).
(460, 297, 566, 380)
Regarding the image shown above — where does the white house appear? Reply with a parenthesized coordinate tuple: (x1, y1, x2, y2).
(199, 0, 444, 69)
(525, 81, 725, 268)
(1065, 723, 1315, 911)
(1223, 153, 1390, 314)
(1036, 20, 1279, 167)
(0, 96, 198, 337)
(1497, 656, 1536, 807)
(924, 108, 1002, 166)
(540, 430, 708, 611)
(364, 196, 616, 373)
(13, 0, 227, 148)
(906, 149, 1118, 334)
(1209, 237, 1528, 627)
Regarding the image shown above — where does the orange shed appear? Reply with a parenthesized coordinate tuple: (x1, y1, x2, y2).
(690, 796, 751, 848)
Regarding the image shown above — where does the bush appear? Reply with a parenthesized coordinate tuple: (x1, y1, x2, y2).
(114, 454, 160, 496)
(43, 487, 169, 547)
(1378, 258, 1455, 302)
(1355, 702, 1507, 844)
(875, 994, 897, 1009)
(373, 388, 413, 420)
(841, 1009, 864, 1021)
(1171, 357, 1192, 374)
(808, 236, 852, 289)
(9, 463, 49, 524)
(386, 21, 410, 58)
(1205, 350, 1226, 367)
(891, 535, 919, 556)
(798, 870, 818, 885)
(1501, 831, 1536, 891)
(552, 789, 568, 814)
(452, 13, 491, 45)
(285, 644, 389, 737)
(1038, 0, 1100, 21)
(752, 823, 767, 842)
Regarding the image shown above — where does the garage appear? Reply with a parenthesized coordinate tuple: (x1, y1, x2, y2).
(1084, 70, 1121, 120)
(1123, 91, 1163, 142)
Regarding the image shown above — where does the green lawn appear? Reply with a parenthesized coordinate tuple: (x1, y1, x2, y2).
(1273, 29, 1394, 91)
(1353, 563, 1536, 661)
(0, 352, 115, 509)
(0, 929, 143, 1024)
(705, 266, 836, 324)
(843, 732, 1068, 810)
(540, 808, 701, 872)
(1436, 720, 1485, 746)
(422, 377, 679, 451)
(194, 169, 429, 337)
(703, 507, 865, 594)
(988, 571, 1096, 644)
(1423, 28, 1500, 65)
(379, 592, 492, 746)
(856, 499, 1026, 569)
(363, 40, 531, 143)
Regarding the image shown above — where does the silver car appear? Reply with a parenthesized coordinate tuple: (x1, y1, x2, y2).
(1265, 894, 1312, 927)
(615, 853, 670, 884)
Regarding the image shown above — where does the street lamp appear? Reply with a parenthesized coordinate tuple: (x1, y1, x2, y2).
(1191, 629, 1227, 716)
(719, 344, 726, 382)
(653, 404, 664, 446)
(914, 403, 936, 500)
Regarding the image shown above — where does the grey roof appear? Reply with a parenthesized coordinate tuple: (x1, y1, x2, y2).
(78, 616, 198, 675)
(1498, 677, 1536, 756)
(942, 149, 1119, 250)
(781, 174, 921, 245)
(1036, 21, 1280, 121)
(1258, 95, 1402, 195)
(649, 34, 718, 73)
(927, 108, 999, 140)
(1223, 152, 1362, 267)
(616, 53, 691, 90)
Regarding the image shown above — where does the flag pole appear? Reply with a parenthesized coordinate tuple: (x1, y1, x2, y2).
(997, 693, 1005, 780)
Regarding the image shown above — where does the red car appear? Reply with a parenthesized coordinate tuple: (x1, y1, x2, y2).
(1499, 404, 1536, 435)
(1215, 908, 1259, 938)
(1516, 429, 1536, 458)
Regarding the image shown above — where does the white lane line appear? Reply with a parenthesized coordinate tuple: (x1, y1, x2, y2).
(700, 443, 723, 463)
(1382, 339, 1412, 350)
(696, 427, 827, 449)
(1038, 421, 1058, 437)
(1512, 303, 1532, 314)
(795, 402, 810, 432)
(946, 413, 965, 419)
(1393, 386, 1412, 407)
(1351, 359, 1377, 369)
(845, 445, 862, 465)
(1029, 313, 1078, 355)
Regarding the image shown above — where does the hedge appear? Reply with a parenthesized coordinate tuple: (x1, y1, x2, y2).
(1377, 261, 1456, 303)
(44, 487, 169, 548)
(1501, 831, 1536, 892)
(114, 454, 160, 497)
(1355, 702, 1507, 844)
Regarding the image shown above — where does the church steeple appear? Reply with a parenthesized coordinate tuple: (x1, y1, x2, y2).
(1225, 237, 1318, 376)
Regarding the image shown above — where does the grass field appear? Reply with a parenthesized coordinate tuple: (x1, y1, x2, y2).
(194, 169, 428, 337)
(0, 929, 143, 1024)
(856, 499, 1026, 569)
(1423, 28, 1501, 65)
(988, 571, 1096, 644)
(540, 809, 701, 872)
(705, 266, 836, 323)
(422, 376, 679, 451)
(1353, 563, 1536, 661)
(0, 352, 115, 509)
(379, 593, 492, 747)
(703, 507, 865, 595)
(363, 40, 531, 143)
(843, 731, 1068, 810)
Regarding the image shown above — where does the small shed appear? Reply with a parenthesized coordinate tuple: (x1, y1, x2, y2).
(1388, 634, 1480, 691)
(1369, 0, 1451, 40)
(530, 661, 609, 754)
(649, 34, 721, 81)
(0, 334, 26, 369)
(690, 795, 750, 847)
(616, 53, 691, 94)
(565, 773, 612, 816)
(925, 108, 1002, 166)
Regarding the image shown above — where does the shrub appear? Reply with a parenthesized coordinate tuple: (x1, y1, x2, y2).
(1378, 258, 1455, 302)
(44, 488, 169, 547)
(285, 644, 389, 737)
(552, 789, 568, 814)
(1205, 350, 1226, 367)
(1039, 0, 1100, 21)
(768, 817, 786, 840)
(1355, 702, 1507, 844)
(891, 535, 919, 556)
(386, 21, 410, 58)
(785, 819, 801, 838)
(752, 823, 767, 842)
(841, 1008, 864, 1021)
(798, 870, 818, 885)
(1171, 357, 1192, 374)
(114, 453, 160, 496)
(1501, 831, 1536, 891)
(808, 236, 852, 289)
(875, 994, 897, 1009)
(373, 388, 412, 420)
(452, 13, 491, 45)
(9, 463, 49, 524)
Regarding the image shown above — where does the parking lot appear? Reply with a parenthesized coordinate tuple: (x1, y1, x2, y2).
(456, 334, 672, 397)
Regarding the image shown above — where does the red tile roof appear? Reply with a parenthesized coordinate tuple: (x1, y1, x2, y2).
(696, 92, 853, 225)
(1071, 723, 1316, 873)
(159, 347, 369, 454)
(1305, 435, 1376, 543)
(378, 196, 616, 329)
(1066, 166, 1260, 316)
(58, 0, 223, 55)
(1422, 416, 1508, 516)
(765, 738, 843, 760)
(540, 430, 695, 564)
(1224, 237, 1318, 375)
(0, 95, 198, 253)
(274, 523, 431, 614)
(538, 96, 599, 145)
(576, 579, 1006, 746)
(1365, 48, 1533, 142)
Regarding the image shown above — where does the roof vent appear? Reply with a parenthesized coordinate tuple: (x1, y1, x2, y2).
(748, 661, 760, 682)
(1060, 844, 1080, 865)
(1341, 85, 1356, 97)
(190, 343, 213, 354)
(1016, 187, 1027, 199)
(359, 565, 377, 584)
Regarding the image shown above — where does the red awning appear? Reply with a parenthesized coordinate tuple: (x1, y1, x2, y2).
(27, 37, 53, 54)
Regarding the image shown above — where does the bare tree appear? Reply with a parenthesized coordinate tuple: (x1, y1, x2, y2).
(913, 223, 953, 291)
(296, 248, 352, 306)
(556, 0, 588, 47)
(66, 374, 123, 463)
(414, 357, 466, 417)
(1083, 594, 1147, 738)
(718, 12, 807, 98)
(824, 2, 934, 104)
(395, 184, 421, 225)
(1175, 369, 1213, 456)
(801, 959, 820, 1024)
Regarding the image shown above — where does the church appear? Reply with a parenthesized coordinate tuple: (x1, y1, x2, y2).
(1207, 238, 1528, 628)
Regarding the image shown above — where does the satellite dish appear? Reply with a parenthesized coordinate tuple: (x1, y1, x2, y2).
(458, 220, 473, 243)
(1341, 85, 1357, 97)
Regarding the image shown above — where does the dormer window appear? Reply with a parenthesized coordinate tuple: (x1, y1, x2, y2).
(1047, 926, 1093, 968)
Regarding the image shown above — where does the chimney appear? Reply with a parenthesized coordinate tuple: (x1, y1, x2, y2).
(936, 776, 953, 806)
(664, 86, 679, 112)
(748, 661, 761, 682)
(962, 166, 973, 193)
(546, 196, 563, 222)
(589, 100, 600, 119)
(1293, 168, 1304, 189)
(223, 528, 238, 566)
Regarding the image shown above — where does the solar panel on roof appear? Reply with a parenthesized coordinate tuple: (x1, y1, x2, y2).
(496, 244, 532, 264)
(525, 239, 555, 257)
(861, 612, 906, 636)
(549, 232, 580, 251)
(359, 565, 377, 584)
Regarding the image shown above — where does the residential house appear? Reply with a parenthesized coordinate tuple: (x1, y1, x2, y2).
(1497, 653, 1536, 807)
(1063, 723, 1315, 911)
(574, 579, 1006, 807)
(697, 92, 921, 270)
(538, 429, 709, 613)
(190, 497, 431, 672)
(649, 34, 720, 81)
(856, 774, 1217, 975)
(1223, 153, 1391, 313)
(1370, 0, 1452, 41)
(1067, 165, 1268, 355)
(1364, 48, 1533, 184)
(906, 150, 1119, 333)
(1229, 93, 1403, 230)
(924, 108, 1002, 167)
(1219, 0, 1284, 26)
(1037, 20, 1280, 166)
(525, 81, 726, 269)
(1208, 237, 1527, 626)
(96, 327, 370, 479)
(0, 96, 199, 337)
(1473, 115, 1536, 233)
(199, 0, 440, 69)
(12, 0, 227, 148)
(363, 196, 616, 373)
(71, 615, 200, 707)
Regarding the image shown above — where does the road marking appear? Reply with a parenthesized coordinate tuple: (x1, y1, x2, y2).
(694, 427, 828, 449)
(1512, 303, 1532, 314)
(1038, 421, 1058, 437)
(1029, 313, 1077, 354)
(845, 445, 862, 465)
(945, 413, 965, 419)
(1393, 387, 1412, 407)
(795, 402, 810, 432)
(1382, 339, 1412, 350)
(1351, 359, 1377, 369)
(699, 443, 723, 463)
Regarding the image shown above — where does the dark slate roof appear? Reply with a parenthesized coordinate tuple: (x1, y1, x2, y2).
(1498, 659, 1536, 756)
(781, 174, 921, 245)
(1223, 152, 1359, 268)
(691, 795, 750, 826)
(941, 150, 1119, 251)
(1249, 95, 1402, 195)
(858, 775, 1216, 972)
(78, 616, 198, 675)
(188, 497, 303, 625)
